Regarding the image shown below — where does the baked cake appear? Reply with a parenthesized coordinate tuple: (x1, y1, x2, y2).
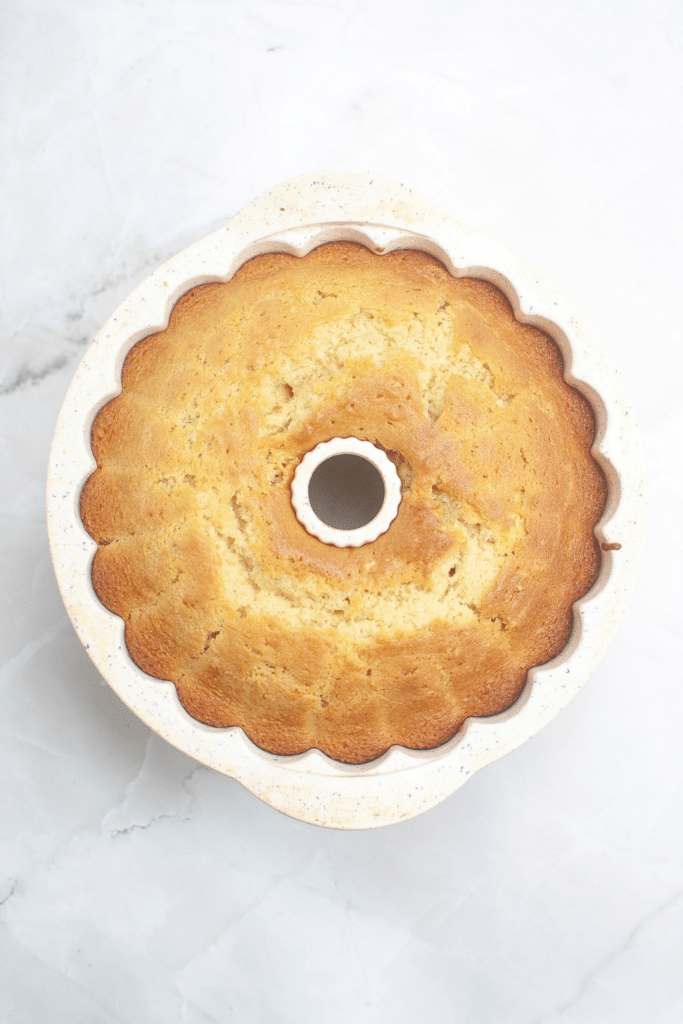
(80, 242, 606, 764)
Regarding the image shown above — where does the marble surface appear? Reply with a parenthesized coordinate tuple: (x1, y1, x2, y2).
(1, 0, 681, 1020)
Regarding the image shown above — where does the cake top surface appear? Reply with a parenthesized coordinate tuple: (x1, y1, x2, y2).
(81, 242, 606, 763)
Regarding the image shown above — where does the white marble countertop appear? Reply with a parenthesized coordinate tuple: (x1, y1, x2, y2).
(1, 1, 681, 1020)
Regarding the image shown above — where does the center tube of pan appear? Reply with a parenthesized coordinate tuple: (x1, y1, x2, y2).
(290, 437, 402, 548)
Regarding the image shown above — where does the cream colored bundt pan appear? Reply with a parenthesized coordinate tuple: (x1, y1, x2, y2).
(47, 173, 644, 829)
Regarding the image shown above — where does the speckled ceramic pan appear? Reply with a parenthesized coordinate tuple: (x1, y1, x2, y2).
(47, 172, 645, 829)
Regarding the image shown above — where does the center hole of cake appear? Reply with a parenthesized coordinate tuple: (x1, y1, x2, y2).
(307, 454, 386, 531)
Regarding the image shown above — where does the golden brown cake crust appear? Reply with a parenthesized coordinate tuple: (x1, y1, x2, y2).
(81, 243, 606, 763)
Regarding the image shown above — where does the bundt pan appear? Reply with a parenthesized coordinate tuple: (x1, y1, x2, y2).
(47, 172, 644, 829)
